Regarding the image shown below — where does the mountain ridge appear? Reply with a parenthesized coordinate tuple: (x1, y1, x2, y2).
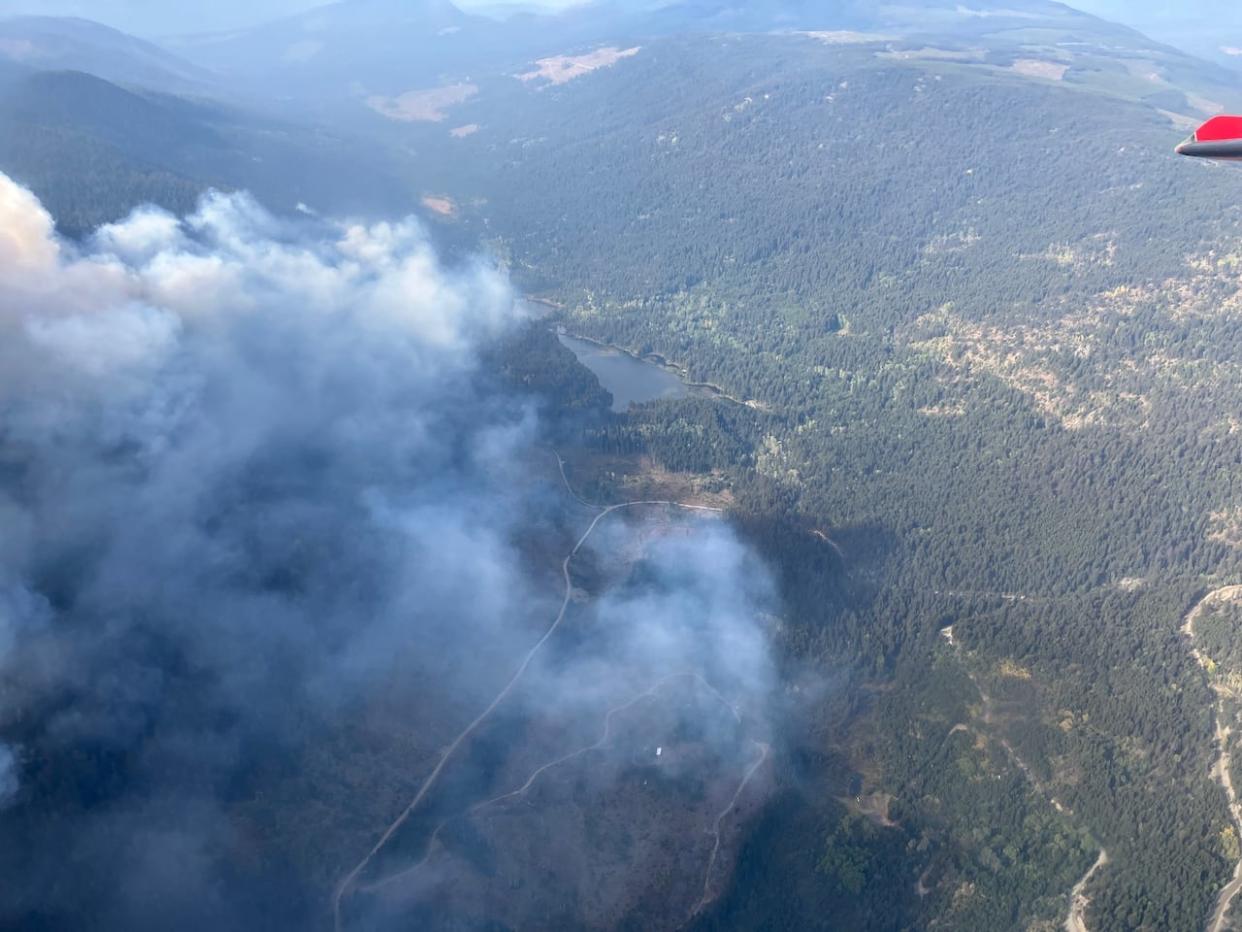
(0, 14, 217, 92)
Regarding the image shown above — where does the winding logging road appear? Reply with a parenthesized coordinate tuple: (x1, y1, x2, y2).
(332, 455, 737, 931)
(359, 670, 753, 898)
(941, 627, 1110, 932)
(1183, 586, 1242, 932)
(1064, 850, 1109, 932)
(692, 740, 771, 916)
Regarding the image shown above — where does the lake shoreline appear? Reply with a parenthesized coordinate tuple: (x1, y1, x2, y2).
(553, 328, 748, 409)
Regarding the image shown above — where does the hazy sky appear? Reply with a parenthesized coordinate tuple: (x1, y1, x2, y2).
(1066, 0, 1241, 23)
(1062, 1, 1242, 53)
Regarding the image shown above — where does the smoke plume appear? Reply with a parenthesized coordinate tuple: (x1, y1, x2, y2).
(0, 173, 777, 931)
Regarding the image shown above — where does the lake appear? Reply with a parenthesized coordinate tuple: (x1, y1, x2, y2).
(557, 333, 690, 412)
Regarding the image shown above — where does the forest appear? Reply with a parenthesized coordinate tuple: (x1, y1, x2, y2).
(451, 33, 1242, 931)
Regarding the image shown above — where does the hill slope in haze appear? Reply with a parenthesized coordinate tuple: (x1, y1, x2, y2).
(0, 15, 215, 93)
(0, 65, 416, 234)
(167, 0, 1242, 117)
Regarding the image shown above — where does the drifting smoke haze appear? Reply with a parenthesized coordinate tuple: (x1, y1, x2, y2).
(0, 174, 779, 930)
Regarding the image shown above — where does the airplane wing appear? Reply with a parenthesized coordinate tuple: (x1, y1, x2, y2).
(1177, 115, 1242, 160)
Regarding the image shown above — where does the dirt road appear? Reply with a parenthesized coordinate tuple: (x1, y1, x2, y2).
(1064, 849, 1109, 932)
(1183, 586, 1242, 932)
(332, 460, 725, 930)
(360, 671, 739, 895)
(691, 740, 771, 917)
(942, 622, 1105, 929)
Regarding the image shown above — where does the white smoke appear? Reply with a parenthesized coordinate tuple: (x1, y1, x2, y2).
(0, 173, 544, 925)
(0, 174, 779, 931)
(0, 173, 514, 377)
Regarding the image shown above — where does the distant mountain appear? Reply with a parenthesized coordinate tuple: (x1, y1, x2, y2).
(0, 16, 216, 93)
(1064, 0, 1242, 66)
(167, 0, 495, 104)
(166, 0, 1242, 121)
(5, 1, 1236, 236)
(0, 1, 322, 37)
(0, 67, 415, 235)
(591, 0, 1190, 46)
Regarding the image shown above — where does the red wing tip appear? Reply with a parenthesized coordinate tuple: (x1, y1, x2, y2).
(1192, 114, 1242, 143)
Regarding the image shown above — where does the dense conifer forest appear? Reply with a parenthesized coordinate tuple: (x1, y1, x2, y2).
(470, 34, 1242, 929)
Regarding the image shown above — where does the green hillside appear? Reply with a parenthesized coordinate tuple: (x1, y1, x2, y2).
(373, 24, 1242, 931)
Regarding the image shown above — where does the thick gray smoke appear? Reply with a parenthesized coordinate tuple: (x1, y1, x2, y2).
(0, 744, 16, 809)
(0, 174, 777, 931)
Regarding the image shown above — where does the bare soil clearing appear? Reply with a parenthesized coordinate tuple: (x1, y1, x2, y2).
(518, 47, 640, 86)
(1012, 59, 1069, 81)
(420, 195, 456, 217)
(367, 83, 478, 122)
